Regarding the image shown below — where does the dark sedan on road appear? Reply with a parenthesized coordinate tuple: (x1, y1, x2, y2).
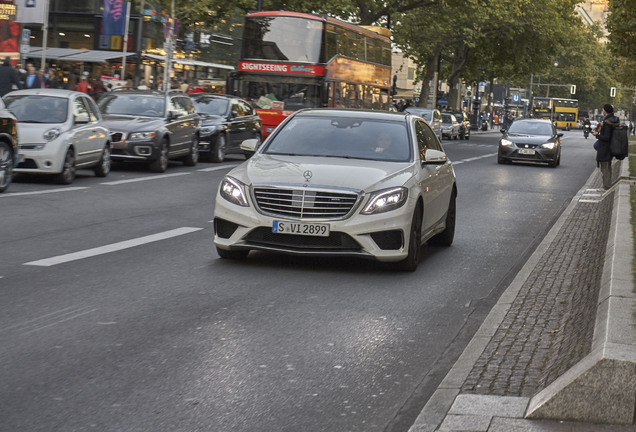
(98, 89, 200, 172)
(497, 119, 563, 167)
(190, 94, 262, 162)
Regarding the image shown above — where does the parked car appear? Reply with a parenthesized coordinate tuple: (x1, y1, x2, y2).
(190, 93, 262, 162)
(0, 97, 19, 193)
(404, 107, 442, 142)
(452, 111, 470, 140)
(497, 118, 562, 167)
(97, 89, 200, 172)
(4, 89, 111, 184)
(213, 109, 457, 271)
(441, 112, 460, 140)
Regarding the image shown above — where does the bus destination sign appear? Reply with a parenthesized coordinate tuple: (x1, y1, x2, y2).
(239, 62, 326, 76)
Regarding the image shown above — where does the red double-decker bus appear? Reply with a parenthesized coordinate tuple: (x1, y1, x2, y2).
(227, 11, 392, 138)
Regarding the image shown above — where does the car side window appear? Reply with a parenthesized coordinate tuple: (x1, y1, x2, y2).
(73, 97, 91, 122)
(239, 100, 254, 116)
(83, 97, 100, 122)
(231, 101, 244, 117)
(169, 97, 188, 116)
(415, 120, 441, 159)
(178, 97, 195, 114)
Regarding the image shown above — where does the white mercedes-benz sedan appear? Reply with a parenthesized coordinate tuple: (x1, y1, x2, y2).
(213, 109, 457, 271)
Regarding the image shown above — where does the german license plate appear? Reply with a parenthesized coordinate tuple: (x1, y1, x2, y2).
(272, 221, 330, 237)
(518, 148, 535, 155)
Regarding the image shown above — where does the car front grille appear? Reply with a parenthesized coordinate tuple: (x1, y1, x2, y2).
(253, 187, 359, 220)
(515, 143, 539, 149)
(110, 132, 124, 143)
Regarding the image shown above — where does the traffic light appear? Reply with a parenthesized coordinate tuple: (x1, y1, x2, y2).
(610, 87, 616, 97)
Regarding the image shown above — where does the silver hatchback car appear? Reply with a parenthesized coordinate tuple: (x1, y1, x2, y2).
(4, 89, 111, 184)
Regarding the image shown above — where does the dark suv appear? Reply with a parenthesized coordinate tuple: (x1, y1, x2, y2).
(452, 112, 471, 140)
(98, 89, 200, 172)
(0, 97, 19, 192)
(189, 94, 262, 162)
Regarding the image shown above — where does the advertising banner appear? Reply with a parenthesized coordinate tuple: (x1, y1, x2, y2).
(103, 0, 127, 36)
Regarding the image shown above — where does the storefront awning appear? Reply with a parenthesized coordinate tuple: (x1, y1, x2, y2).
(27, 47, 135, 63)
(142, 53, 234, 70)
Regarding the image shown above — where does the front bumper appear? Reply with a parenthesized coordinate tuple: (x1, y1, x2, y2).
(213, 190, 415, 262)
(111, 138, 160, 162)
(498, 144, 558, 164)
(15, 141, 66, 174)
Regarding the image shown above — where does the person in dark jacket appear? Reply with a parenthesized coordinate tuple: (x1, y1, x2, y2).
(592, 103, 620, 189)
(0, 56, 20, 96)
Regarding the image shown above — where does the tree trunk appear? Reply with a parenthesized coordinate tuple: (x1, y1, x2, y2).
(417, 46, 441, 108)
(447, 44, 469, 111)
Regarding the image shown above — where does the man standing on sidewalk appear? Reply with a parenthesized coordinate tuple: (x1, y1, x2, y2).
(592, 103, 620, 189)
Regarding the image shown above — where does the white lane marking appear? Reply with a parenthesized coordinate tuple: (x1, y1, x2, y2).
(0, 187, 89, 197)
(101, 172, 190, 185)
(452, 152, 498, 165)
(197, 164, 240, 172)
(24, 227, 203, 267)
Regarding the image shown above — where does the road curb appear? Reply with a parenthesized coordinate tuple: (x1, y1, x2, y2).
(526, 165, 636, 424)
(408, 160, 634, 431)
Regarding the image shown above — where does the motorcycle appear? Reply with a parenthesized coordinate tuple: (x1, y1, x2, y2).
(480, 118, 488, 131)
(583, 124, 591, 139)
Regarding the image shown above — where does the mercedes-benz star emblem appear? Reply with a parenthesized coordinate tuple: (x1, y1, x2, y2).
(303, 170, 313, 182)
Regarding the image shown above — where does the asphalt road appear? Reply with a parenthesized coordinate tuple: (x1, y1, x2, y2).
(0, 129, 598, 432)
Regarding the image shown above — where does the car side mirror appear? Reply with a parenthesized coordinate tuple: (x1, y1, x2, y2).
(423, 149, 447, 165)
(168, 110, 180, 120)
(500, 129, 506, 134)
(557, 133, 564, 138)
(74, 113, 90, 124)
(240, 138, 259, 152)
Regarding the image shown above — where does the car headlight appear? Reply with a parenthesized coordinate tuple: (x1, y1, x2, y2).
(43, 128, 60, 141)
(500, 139, 514, 147)
(129, 131, 156, 140)
(541, 141, 556, 149)
(220, 177, 249, 207)
(361, 187, 407, 215)
(200, 126, 218, 135)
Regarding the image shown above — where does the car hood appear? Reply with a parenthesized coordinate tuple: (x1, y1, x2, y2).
(229, 154, 414, 192)
(101, 114, 164, 132)
(503, 134, 554, 144)
(16, 122, 69, 143)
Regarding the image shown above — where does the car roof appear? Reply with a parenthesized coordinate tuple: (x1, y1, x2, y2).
(294, 108, 408, 122)
(190, 93, 237, 100)
(515, 118, 553, 124)
(5, 89, 85, 98)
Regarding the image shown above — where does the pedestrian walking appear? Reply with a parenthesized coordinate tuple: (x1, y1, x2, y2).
(23, 64, 41, 89)
(46, 68, 60, 88)
(591, 103, 620, 190)
(629, 120, 634, 136)
(0, 56, 20, 96)
(76, 75, 92, 95)
(90, 76, 107, 101)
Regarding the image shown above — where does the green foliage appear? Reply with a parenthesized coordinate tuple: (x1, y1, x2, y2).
(606, 0, 636, 87)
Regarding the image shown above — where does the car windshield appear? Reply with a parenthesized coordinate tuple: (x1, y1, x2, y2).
(508, 121, 553, 136)
(4, 95, 68, 123)
(404, 108, 431, 121)
(441, 113, 454, 123)
(264, 116, 411, 162)
(98, 94, 165, 117)
(193, 98, 229, 116)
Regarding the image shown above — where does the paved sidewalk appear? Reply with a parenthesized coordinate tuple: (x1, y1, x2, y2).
(409, 160, 635, 431)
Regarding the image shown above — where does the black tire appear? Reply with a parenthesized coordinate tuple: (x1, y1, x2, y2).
(396, 206, 422, 272)
(465, 132, 470, 140)
(149, 139, 169, 173)
(429, 191, 456, 247)
(216, 246, 249, 260)
(210, 134, 226, 163)
(183, 135, 199, 166)
(56, 148, 76, 184)
(459, 129, 464, 140)
(93, 145, 111, 177)
(0, 141, 14, 193)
